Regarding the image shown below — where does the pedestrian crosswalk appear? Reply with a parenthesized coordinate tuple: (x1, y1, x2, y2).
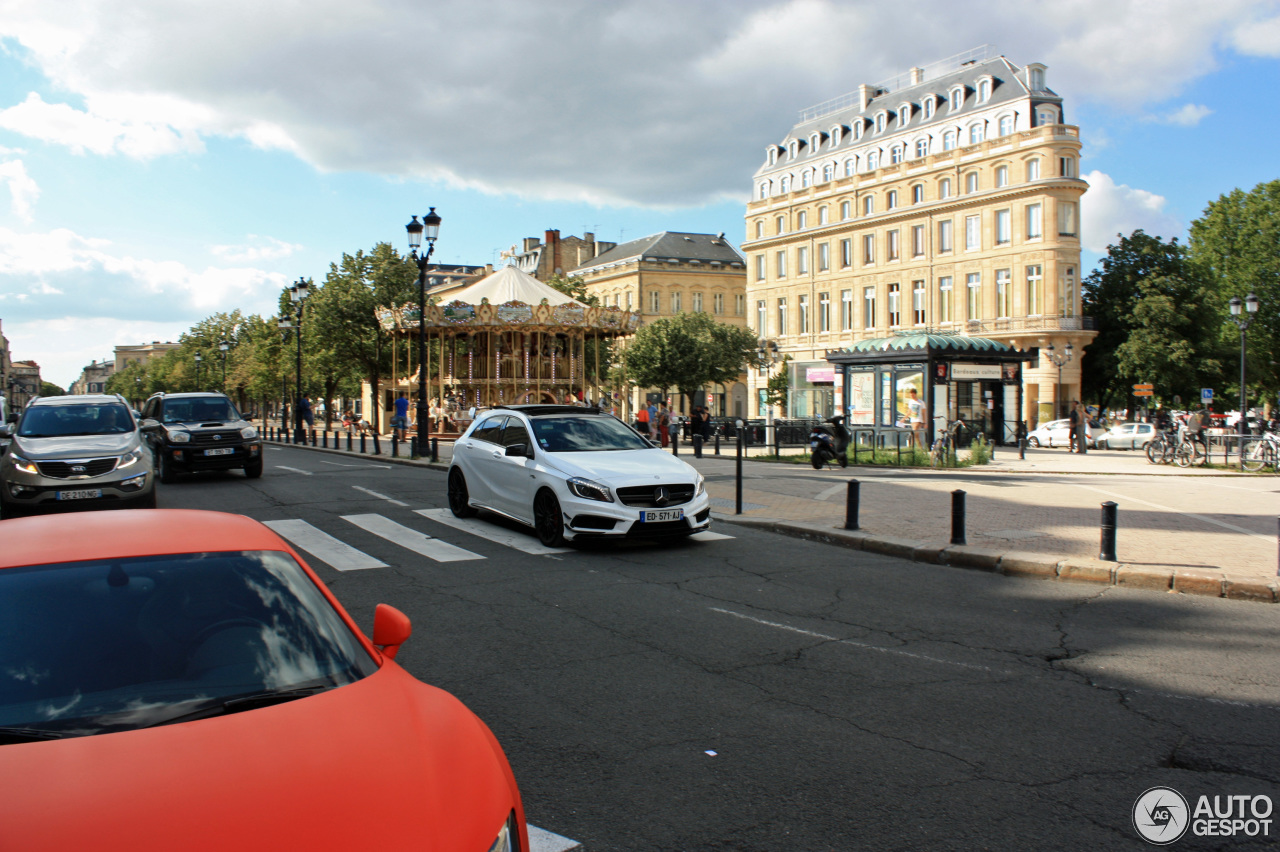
(263, 503, 734, 573)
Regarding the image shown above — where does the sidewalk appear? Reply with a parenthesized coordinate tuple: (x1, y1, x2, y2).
(264, 432, 1279, 604)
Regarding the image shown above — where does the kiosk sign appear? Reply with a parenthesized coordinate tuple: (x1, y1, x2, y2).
(949, 363, 1002, 381)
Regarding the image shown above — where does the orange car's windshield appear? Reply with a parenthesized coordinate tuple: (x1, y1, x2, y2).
(0, 551, 377, 741)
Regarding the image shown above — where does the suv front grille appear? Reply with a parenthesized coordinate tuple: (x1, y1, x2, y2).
(616, 484, 696, 508)
(37, 458, 119, 479)
(188, 430, 242, 446)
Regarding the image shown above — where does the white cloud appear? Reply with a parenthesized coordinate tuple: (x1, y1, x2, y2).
(0, 159, 39, 221)
(210, 235, 303, 264)
(0, 93, 204, 158)
(1079, 170, 1185, 253)
(3, 317, 184, 390)
(1230, 11, 1280, 56)
(1147, 103, 1213, 126)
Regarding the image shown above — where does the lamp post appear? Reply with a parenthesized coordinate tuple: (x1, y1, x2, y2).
(407, 208, 442, 456)
(219, 339, 230, 390)
(277, 317, 292, 437)
(1044, 342, 1073, 420)
(756, 338, 780, 447)
(284, 278, 310, 443)
(1228, 292, 1259, 453)
(194, 352, 203, 390)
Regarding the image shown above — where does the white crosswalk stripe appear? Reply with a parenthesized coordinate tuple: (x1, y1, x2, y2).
(341, 513, 484, 562)
(263, 519, 388, 571)
(415, 509, 572, 555)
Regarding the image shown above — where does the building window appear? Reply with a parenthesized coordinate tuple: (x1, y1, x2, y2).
(868, 150, 880, 170)
(780, 175, 791, 193)
(818, 242, 830, 271)
(845, 158, 857, 177)
(965, 215, 981, 250)
(1030, 67, 1045, 90)
(863, 195, 875, 215)
(819, 292, 831, 332)
(692, 292, 704, 313)
(823, 163, 834, 183)
(1026, 158, 1040, 181)
(938, 219, 953, 253)
(995, 165, 1009, 187)
(965, 171, 979, 194)
(939, 276, 953, 323)
(818, 206, 829, 225)
(950, 87, 964, 111)
(735, 293, 745, 315)
(650, 290, 661, 313)
(1026, 265, 1042, 315)
(911, 224, 925, 257)
(759, 183, 768, 200)
(841, 200, 852, 219)
(755, 254, 766, 281)
(862, 234, 875, 265)
(924, 97, 935, 119)
(797, 246, 809, 275)
(854, 121, 864, 140)
(996, 269, 1011, 318)
(840, 238, 852, 268)
(863, 287, 877, 329)
(887, 190, 898, 209)
(713, 293, 724, 314)
(840, 289, 853, 330)
(969, 123, 984, 145)
(776, 250, 787, 278)
(776, 215, 786, 234)
(978, 79, 991, 102)
(915, 138, 929, 158)
(797, 210, 808, 229)
(939, 177, 952, 198)
(802, 170, 812, 188)
(777, 298, 788, 335)
(912, 280, 926, 325)
(757, 300, 767, 336)
(1058, 201, 1077, 236)
(966, 273, 981, 319)
(995, 209, 1011, 244)
(1059, 157, 1076, 178)
(626, 291, 632, 310)
(887, 229, 900, 261)
(912, 184, 924, 204)
(1062, 266, 1076, 316)
(891, 145, 904, 164)
(943, 130, 957, 151)
(875, 112, 886, 133)
(671, 291, 682, 313)
(1026, 203, 1043, 239)
(755, 220, 764, 239)
(888, 283, 901, 327)
(999, 114, 1014, 136)
(798, 294, 809, 333)
(899, 104, 911, 127)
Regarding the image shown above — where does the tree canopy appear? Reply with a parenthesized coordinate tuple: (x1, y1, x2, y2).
(621, 312, 759, 409)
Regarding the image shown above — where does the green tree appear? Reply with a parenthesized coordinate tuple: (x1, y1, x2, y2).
(545, 273, 598, 306)
(764, 355, 792, 411)
(1189, 179, 1280, 408)
(621, 312, 760, 410)
(39, 380, 66, 397)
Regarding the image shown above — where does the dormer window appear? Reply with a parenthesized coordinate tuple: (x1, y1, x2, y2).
(875, 111, 886, 133)
(1036, 106, 1060, 126)
(923, 97, 935, 119)
(899, 104, 912, 127)
(809, 132, 822, 152)
(767, 147, 778, 166)
(830, 125, 842, 146)
(949, 87, 965, 111)
(1028, 65, 1046, 91)
(977, 77, 992, 103)
(854, 121, 865, 140)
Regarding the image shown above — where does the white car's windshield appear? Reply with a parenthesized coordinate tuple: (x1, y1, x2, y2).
(531, 416, 651, 452)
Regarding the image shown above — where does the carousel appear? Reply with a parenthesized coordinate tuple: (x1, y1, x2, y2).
(375, 265, 641, 434)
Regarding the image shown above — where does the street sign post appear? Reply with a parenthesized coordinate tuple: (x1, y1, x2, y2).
(1202, 388, 1214, 404)
(1133, 383, 1154, 398)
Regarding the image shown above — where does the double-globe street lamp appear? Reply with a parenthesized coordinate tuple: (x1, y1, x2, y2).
(1227, 292, 1259, 454)
(406, 209, 442, 456)
(219, 339, 230, 390)
(278, 278, 310, 443)
(1044, 342, 1073, 420)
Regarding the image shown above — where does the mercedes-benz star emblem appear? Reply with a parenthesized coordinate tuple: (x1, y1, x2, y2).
(653, 487, 669, 507)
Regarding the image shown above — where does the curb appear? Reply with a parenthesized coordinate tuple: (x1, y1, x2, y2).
(713, 515, 1279, 605)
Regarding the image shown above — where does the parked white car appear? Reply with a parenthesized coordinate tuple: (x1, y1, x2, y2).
(447, 404, 711, 546)
(1102, 421, 1158, 450)
(1026, 418, 1107, 449)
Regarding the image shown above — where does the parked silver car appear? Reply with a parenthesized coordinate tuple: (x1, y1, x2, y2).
(1102, 421, 1157, 450)
(0, 394, 156, 519)
(1026, 418, 1107, 449)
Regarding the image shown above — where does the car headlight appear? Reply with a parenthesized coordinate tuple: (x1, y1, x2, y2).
(487, 819, 512, 852)
(241, 425, 259, 440)
(10, 453, 38, 475)
(567, 476, 613, 502)
(695, 473, 705, 497)
(169, 430, 191, 443)
(117, 447, 145, 469)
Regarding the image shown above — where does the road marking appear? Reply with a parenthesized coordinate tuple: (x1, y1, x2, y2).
(275, 465, 313, 475)
(415, 508, 572, 554)
(264, 519, 387, 571)
(1074, 484, 1273, 541)
(352, 485, 408, 507)
(528, 825, 581, 852)
(342, 513, 483, 562)
(690, 530, 734, 541)
(816, 482, 847, 501)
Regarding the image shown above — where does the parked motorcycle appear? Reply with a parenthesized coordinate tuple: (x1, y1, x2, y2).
(810, 415, 850, 469)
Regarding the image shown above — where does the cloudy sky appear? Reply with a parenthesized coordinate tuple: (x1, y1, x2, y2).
(1, 0, 1278, 388)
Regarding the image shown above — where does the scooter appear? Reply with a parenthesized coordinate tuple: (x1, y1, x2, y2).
(810, 415, 850, 469)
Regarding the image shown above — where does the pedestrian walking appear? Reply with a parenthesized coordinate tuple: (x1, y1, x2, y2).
(906, 387, 925, 449)
(299, 395, 314, 429)
(657, 402, 671, 448)
(1067, 401, 1081, 453)
(392, 392, 409, 441)
(1074, 401, 1089, 454)
(635, 404, 650, 435)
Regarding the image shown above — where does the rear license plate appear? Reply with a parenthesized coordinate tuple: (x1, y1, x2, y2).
(640, 509, 683, 523)
(204, 448, 235, 456)
(57, 489, 102, 501)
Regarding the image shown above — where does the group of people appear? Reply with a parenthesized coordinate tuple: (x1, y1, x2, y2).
(634, 401, 714, 453)
(1066, 401, 1093, 453)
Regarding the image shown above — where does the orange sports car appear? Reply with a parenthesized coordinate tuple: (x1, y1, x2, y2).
(0, 509, 528, 852)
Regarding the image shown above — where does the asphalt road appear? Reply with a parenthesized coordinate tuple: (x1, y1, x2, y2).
(155, 444, 1280, 851)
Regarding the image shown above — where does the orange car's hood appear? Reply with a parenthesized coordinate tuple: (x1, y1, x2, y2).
(0, 665, 520, 852)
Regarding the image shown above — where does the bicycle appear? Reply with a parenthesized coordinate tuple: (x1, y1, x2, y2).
(1174, 435, 1209, 468)
(1145, 429, 1178, 465)
(1240, 431, 1279, 472)
(930, 419, 965, 467)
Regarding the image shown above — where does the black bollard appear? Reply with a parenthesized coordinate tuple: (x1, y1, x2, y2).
(714, 433, 720, 455)
(735, 428, 743, 515)
(430, 437, 439, 463)
(372, 433, 381, 455)
(951, 489, 967, 546)
(391, 435, 399, 458)
(1099, 501, 1118, 562)
(359, 433, 366, 454)
(672, 432, 678, 456)
(845, 479, 860, 530)
(693, 433, 702, 459)
(346, 431, 353, 452)
(310, 428, 316, 447)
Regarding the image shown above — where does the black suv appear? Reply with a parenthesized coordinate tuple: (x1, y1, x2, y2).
(140, 392, 263, 482)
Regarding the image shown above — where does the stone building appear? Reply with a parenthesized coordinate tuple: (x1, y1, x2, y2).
(9, 359, 41, 409)
(743, 46, 1093, 430)
(70, 359, 115, 395)
(113, 341, 181, 372)
(502, 231, 615, 282)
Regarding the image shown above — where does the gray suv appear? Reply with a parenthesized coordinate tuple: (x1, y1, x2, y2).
(0, 394, 157, 519)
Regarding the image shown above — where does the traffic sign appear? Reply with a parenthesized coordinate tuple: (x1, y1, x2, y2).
(1201, 388, 1213, 402)
(1133, 383, 1153, 391)
(1133, 389, 1154, 397)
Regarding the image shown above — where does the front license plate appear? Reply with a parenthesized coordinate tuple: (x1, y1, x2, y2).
(204, 448, 235, 456)
(57, 489, 102, 501)
(640, 509, 683, 523)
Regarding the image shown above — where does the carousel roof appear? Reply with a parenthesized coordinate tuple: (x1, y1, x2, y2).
(448, 264, 583, 307)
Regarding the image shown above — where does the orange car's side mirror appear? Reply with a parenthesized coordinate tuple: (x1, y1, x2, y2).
(372, 604, 412, 659)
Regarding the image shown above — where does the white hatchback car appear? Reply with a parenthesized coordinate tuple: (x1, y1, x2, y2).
(1102, 421, 1157, 450)
(447, 405, 712, 546)
(1026, 418, 1106, 449)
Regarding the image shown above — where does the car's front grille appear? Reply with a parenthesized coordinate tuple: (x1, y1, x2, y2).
(615, 483, 696, 508)
(188, 430, 242, 446)
(36, 458, 118, 479)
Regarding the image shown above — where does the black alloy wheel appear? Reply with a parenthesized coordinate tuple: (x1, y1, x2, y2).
(157, 451, 178, 484)
(447, 469, 477, 518)
(244, 456, 264, 479)
(533, 488, 565, 547)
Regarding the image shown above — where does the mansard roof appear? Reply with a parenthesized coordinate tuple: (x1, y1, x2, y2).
(574, 232, 745, 272)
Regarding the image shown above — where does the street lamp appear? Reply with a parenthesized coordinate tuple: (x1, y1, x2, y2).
(285, 278, 310, 443)
(756, 338, 780, 446)
(219, 339, 230, 390)
(194, 352, 203, 390)
(1228, 292, 1260, 451)
(277, 317, 293, 437)
(407, 208, 442, 455)
(1044, 342, 1073, 420)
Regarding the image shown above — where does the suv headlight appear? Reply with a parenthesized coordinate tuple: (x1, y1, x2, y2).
(567, 476, 613, 502)
(169, 430, 191, 443)
(10, 453, 38, 475)
(240, 425, 259, 440)
(117, 447, 145, 469)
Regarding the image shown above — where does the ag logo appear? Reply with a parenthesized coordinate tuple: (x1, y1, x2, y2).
(1133, 786, 1190, 844)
